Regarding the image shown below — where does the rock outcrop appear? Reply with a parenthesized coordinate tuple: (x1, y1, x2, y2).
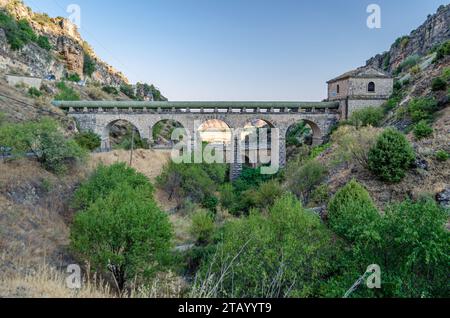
(0, 0, 128, 85)
(366, 4, 450, 72)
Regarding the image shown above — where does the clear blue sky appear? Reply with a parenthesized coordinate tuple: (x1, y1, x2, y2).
(24, 0, 448, 101)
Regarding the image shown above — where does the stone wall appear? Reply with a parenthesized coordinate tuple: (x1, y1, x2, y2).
(347, 98, 386, 116)
(349, 77, 393, 97)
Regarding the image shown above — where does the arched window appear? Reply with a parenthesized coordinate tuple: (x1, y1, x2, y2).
(336, 84, 340, 94)
(368, 82, 375, 92)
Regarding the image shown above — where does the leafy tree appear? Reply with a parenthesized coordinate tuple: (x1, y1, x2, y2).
(120, 84, 137, 99)
(74, 131, 101, 151)
(328, 180, 380, 243)
(434, 40, 450, 61)
(368, 128, 415, 182)
(286, 159, 327, 203)
(194, 194, 341, 298)
(0, 118, 86, 173)
(71, 184, 172, 292)
(73, 163, 154, 211)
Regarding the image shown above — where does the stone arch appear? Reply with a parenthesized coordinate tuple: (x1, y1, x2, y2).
(284, 119, 322, 146)
(197, 119, 233, 145)
(101, 118, 146, 151)
(151, 119, 186, 148)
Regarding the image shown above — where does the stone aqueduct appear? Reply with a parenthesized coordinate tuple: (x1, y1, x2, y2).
(54, 101, 341, 178)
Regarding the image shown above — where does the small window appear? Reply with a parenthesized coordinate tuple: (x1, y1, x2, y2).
(336, 84, 340, 94)
(368, 82, 375, 92)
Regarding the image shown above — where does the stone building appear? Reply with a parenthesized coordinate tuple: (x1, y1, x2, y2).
(327, 67, 393, 118)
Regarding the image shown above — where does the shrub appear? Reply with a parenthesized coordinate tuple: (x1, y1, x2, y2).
(328, 180, 380, 243)
(434, 40, 450, 62)
(87, 86, 108, 100)
(120, 84, 136, 99)
(378, 198, 449, 297)
(431, 77, 447, 91)
(83, 53, 96, 77)
(0, 118, 86, 173)
(70, 184, 172, 292)
(413, 120, 433, 140)
(397, 54, 420, 73)
(286, 160, 327, 203)
(156, 161, 225, 210)
(74, 131, 101, 151)
(407, 97, 438, 123)
(435, 150, 449, 162)
(349, 107, 384, 127)
(332, 125, 382, 169)
(102, 86, 119, 95)
(219, 183, 236, 211)
(36, 35, 52, 51)
(193, 194, 340, 298)
(66, 73, 81, 82)
(309, 143, 331, 159)
(73, 163, 154, 211)
(441, 67, 450, 82)
(55, 82, 80, 101)
(28, 87, 42, 97)
(0, 12, 38, 50)
(410, 65, 421, 75)
(368, 128, 415, 182)
(190, 209, 215, 245)
(309, 184, 329, 206)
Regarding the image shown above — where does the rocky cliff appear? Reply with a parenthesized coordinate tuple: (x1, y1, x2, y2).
(0, 0, 128, 85)
(366, 4, 450, 72)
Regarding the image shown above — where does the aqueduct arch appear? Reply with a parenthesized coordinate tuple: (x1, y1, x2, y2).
(54, 101, 340, 179)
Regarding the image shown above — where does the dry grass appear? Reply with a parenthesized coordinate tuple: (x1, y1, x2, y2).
(89, 149, 171, 182)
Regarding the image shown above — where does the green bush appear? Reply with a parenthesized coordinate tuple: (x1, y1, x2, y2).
(323, 197, 449, 298)
(66, 73, 81, 82)
(349, 107, 384, 127)
(407, 97, 438, 123)
(190, 209, 215, 245)
(83, 53, 96, 77)
(441, 67, 450, 82)
(434, 40, 450, 62)
(309, 143, 331, 159)
(431, 77, 447, 91)
(286, 159, 327, 203)
(120, 84, 137, 99)
(156, 161, 226, 211)
(377, 198, 449, 297)
(219, 183, 236, 211)
(435, 150, 449, 162)
(36, 35, 52, 51)
(397, 54, 420, 73)
(309, 184, 329, 206)
(328, 180, 380, 243)
(368, 128, 415, 183)
(28, 87, 42, 97)
(413, 120, 433, 140)
(0, 118, 86, 173)
(73, 163, 154, 211)
(0, 12, 48, 51)
(74, 131, 101, 151)
(55, 81, 80, 101)
(71, 183, 172, 291)
(102, 86, 119, 95)
(194, 194, 341, 298)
